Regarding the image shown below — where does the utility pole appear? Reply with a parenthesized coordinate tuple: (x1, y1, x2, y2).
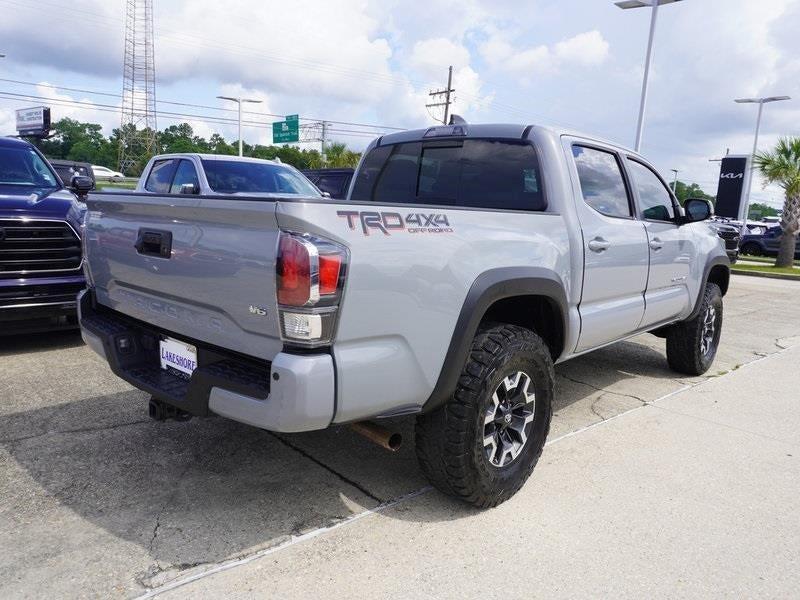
(671, 169, 679, 193)
(321, 121, 328, 165)
(426, 65, 455, 125)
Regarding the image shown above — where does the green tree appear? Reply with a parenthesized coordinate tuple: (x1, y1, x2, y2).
(747, 202, 779, 220)
(323, 142, 361, 168)
(673, 180, 714, 205)
(754, 137, 800, 268)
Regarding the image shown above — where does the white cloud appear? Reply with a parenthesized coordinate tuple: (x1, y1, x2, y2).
(554, 31, 609, 67)
(480, 30, 610, 76)
(410, 38, 472, 77)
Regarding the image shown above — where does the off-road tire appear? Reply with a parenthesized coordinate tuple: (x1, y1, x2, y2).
(415, 324, 554, 508)
(666, 283, 723, 375)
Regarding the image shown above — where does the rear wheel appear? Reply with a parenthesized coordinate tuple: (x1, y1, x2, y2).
(415, 324, 553, 508)
(666, 283, 723, 375)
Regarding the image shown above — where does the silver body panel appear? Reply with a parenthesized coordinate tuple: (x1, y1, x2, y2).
(82, 124, 727, 430)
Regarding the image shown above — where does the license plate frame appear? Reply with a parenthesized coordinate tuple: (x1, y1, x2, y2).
(159, 337, 198, 378)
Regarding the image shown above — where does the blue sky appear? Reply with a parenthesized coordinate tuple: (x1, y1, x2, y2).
(1, 0, 799, 207)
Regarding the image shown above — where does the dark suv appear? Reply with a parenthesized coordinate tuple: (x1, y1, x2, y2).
(740, 227, 800, 258)
(0, 137, 89, 333)
(301, 168, 354, 199)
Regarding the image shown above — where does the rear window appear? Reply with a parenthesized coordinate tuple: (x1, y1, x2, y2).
(350, 139, 545, 211)
(202, 160, 320, 196)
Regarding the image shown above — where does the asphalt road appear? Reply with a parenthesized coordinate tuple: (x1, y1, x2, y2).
(1, 275, 798, 599)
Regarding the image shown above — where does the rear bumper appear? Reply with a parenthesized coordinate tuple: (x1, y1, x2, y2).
(78, 290, 335, 432)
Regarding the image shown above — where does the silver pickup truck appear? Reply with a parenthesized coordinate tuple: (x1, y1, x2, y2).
(79, 124, 729, 507)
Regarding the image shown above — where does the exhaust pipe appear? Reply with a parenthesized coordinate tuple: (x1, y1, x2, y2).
(350, 421, 402, 452)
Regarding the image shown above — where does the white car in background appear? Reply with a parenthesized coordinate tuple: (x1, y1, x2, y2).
(91, 165, 125, 180)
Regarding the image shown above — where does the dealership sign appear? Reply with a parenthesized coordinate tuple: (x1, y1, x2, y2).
(714, 155, 750, 220)
(15, 106, 51, 137)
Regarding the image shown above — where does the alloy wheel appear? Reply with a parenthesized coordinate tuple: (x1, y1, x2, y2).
(483, 371, 536, 468)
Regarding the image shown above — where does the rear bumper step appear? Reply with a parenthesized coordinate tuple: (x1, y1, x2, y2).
(78, 290, 336, 432)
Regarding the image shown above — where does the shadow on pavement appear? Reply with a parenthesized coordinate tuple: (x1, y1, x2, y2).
(0, 329, 84, 358)
(0, 336, 683, 584)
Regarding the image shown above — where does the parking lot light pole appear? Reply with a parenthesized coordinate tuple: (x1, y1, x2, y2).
(216, 95, 263, 157)
(734, 95, 791, 230)
(615, 0, 684, 152)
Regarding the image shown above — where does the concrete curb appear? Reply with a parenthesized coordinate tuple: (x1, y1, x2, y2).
(730, 269, 800, 282)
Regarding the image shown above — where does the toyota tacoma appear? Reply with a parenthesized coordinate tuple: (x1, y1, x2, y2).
(79, 124, 729, 507)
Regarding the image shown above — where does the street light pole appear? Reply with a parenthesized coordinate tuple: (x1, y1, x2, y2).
(671, 168, 679, 193)
(734, 95, 791, 230)
(216, 95, 263, 157)
(615, 0, 684, 152)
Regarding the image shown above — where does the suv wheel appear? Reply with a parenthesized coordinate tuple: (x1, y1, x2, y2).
(415, 324, 553, 508)
(665, 283, 723, 375)
(740, 242, 761, 256)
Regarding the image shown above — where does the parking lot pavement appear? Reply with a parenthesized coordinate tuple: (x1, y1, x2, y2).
(0, 275, 798, 599)
(168, 342, 800, 600)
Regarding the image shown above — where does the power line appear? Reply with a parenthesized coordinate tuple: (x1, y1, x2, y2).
(0, 91, 383, 139)
(0, 78, 406, 132)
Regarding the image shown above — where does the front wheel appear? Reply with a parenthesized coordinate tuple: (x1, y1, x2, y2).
(415, 324, 554, 508)
(740, 242, 761, 256)
(666, 283, 723, 375)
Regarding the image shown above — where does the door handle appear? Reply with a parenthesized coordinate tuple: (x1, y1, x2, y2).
(649, 237, 663, 251)
(135, 229, 172, 258)
(588, 237, 611, 253)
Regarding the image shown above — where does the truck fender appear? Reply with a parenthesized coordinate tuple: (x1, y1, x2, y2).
(421, 267, 568, 413)
(685, 255, 730, 323)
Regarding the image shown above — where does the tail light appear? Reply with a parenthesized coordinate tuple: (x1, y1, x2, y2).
(276, 231, 348, 347)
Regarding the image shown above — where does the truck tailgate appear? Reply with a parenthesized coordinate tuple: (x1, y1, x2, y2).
(84, 194, 282, 361)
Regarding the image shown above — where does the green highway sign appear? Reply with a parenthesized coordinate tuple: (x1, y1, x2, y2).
(273, 115, 299, 143)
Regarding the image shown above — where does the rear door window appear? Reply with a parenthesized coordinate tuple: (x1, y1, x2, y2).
(572, 146, 632, 218)
(350, 140, 545, 211)
(145, 159, 177, 193)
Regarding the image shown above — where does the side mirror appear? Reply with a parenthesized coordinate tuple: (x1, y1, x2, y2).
(682, 198, 712, 223)
(320, 191, 331, 198)
(179, 182, 199, 195)
(70, 175, 94, 195)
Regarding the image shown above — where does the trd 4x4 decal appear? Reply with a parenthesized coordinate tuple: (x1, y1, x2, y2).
(337, 210, 453, 235)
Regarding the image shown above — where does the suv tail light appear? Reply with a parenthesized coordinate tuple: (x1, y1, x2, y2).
(276, 231, 348, 347)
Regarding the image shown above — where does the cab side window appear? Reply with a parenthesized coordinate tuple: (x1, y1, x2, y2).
(169, 159, 199, 194)
(572, 146, 631, 218)
(145, 159, 177, 193)
(626, 159, 675, 222)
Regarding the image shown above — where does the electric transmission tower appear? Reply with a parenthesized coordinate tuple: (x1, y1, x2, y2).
(118, 0, 157, 174)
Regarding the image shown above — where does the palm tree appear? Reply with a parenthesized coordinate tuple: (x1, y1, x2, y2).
(323, 142, 361, 168)
(754, 137, 800, 268)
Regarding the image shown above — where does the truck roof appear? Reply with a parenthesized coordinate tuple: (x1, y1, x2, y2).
(376, 123, 639, 158)
(149, 153, 281, 164)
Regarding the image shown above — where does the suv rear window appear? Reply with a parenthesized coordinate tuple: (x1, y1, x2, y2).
(350, 139, 545, 211)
